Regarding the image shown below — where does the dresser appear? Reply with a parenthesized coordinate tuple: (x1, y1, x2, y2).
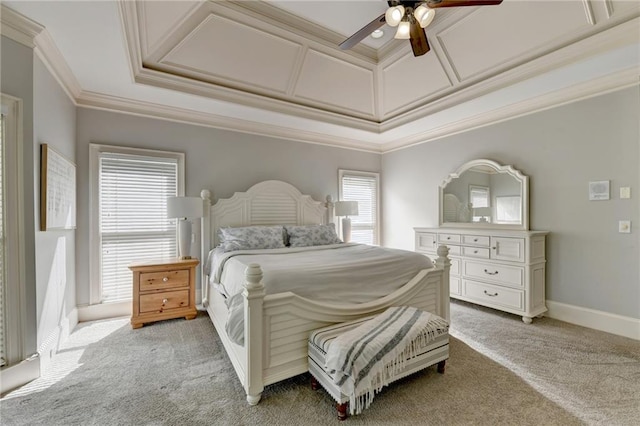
(128, 258, 199, 329)
(415, 228, 548, 323)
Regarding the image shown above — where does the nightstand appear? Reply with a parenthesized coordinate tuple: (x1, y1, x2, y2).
(128, 258, 199, 329)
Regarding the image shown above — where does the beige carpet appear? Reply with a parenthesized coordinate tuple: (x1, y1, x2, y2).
(1, 300, 638, 425)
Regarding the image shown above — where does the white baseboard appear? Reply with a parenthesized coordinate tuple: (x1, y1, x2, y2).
(37, 307, 80, 373)
(546, 300, 640, 340)
(77, 301, 131, 323)
(0, 354, 40, 396)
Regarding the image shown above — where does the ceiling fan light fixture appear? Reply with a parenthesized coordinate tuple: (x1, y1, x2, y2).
(385, 5, 405, 27)
(414, 4, 436, 28)
(394, 20, 411, 39)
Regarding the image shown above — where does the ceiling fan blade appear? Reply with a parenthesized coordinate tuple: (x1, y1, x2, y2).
(339, 13, 386, 50)
(425, 0, 503, 8)
(409, 19, 430, 57)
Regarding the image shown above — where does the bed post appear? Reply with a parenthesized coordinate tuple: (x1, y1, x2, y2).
(244, 263, 265, 405)
(434, 245, 451, 322)
(325, 195, 334, 225)
(201, 190, 211, 307)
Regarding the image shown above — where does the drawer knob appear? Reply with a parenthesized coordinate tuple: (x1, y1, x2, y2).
(446, 237, 451, 240)
(162, 277, 169, 282)
(492, 246, 497, 250)
(473, 238, 478, 242)
(484, 290, 499, 297)
(473, 250, 478, 254)
(162, 298, 168, 304)
(484, 269, 499, 275)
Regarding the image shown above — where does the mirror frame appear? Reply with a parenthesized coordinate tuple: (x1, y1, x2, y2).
(439, 159, 529, 230)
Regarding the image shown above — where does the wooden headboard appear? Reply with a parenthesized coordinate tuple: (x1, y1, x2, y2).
(201, 180, 332, 251)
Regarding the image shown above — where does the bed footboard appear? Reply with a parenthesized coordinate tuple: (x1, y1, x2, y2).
(240, 245, 451, 405)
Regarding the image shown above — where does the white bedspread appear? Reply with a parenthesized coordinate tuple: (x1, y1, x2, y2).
(207, 243, 433, 345)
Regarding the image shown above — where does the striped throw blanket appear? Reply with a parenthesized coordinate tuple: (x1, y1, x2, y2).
(324, 306, 449, 415)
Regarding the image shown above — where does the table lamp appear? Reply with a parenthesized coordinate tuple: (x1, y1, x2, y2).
(334, 200, 359, 242)
(167, 196, 203, 259)
(473, 206, 492, 223)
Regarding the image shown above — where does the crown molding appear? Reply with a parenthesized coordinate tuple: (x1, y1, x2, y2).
(76, 90, 381, 154)
(34, 29, 82, 103)
(0, 5, 43, 48)
(379, 15, 640, 133)
(381, 67, 640, 153)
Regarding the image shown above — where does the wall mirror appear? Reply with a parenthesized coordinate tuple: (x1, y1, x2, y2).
(440, 159, 529, 230)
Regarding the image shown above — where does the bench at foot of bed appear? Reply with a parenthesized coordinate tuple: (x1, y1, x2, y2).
(308, 313, 449, 420)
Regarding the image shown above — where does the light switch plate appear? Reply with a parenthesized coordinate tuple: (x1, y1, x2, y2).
(620, 187, 631, 199)
(619, 220, 631, 233)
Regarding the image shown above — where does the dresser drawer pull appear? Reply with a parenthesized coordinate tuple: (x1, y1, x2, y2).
(473, 238, 478, 242)
(492, 246, 497, 250)
(473, 250, 478, 254)
(446, 237, 451, 240)
(483, 290, 499, 297)
(162, 298, 168, 304)
(162, 277, 169, 282)
(484, 269, 499, 275)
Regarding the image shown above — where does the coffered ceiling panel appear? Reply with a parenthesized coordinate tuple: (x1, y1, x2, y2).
(294, 49, 375, 117)
(438, 0, 593, 82)
(139, 0, 201, 55)
(382, 51, 452, 117)
(161, 14, 302, 94)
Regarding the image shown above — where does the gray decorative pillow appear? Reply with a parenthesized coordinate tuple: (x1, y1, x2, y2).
(220, 226, 286, 252)
(285, 224, 342, 247)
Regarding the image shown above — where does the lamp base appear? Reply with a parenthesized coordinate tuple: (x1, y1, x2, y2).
(178, 219, 192, 259)
(341, 217, 352, 243)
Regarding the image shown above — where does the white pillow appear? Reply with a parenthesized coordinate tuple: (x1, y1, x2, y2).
(219, 226, 286, 252)
(285, 224, 342, 247)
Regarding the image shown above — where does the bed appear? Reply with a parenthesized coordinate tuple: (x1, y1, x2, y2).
(199, 180, 451, 405)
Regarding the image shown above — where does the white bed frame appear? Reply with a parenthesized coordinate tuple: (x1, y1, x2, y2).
(200, 180, 451, 405)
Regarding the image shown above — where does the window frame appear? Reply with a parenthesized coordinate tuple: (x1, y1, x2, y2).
(89, 144, 185, 306)
(338, 169, 380, 246)
(0, 94, 27, 368)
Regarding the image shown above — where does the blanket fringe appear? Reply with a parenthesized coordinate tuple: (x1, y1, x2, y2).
(349, 316, 449, 415)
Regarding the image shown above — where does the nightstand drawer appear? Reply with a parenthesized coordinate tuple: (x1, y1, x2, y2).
(140, 289, 189, 313)
(140, 270, 189, 291)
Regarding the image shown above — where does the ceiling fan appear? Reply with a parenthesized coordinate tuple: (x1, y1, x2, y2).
(339, 0, 503, 57)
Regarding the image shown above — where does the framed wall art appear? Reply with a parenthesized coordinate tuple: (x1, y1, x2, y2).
(40, 144, 76, 231)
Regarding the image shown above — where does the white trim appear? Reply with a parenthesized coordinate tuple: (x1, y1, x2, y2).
(77, 302, 131, 323)
(0, 354, 40, 395)
(88, 144, 185, 306)
(546, 300, 640, 341)
(1, 94, 28, 370)
(0, 5, 43, 48)
(34, 29, 82, 103)
(36, 307, 77, 373)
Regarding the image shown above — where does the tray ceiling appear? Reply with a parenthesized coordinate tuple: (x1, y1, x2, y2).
(3, 1, 640, 151)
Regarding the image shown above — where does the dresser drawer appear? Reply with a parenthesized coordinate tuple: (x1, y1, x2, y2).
(491, 237, 525, 262)
(462, 234, 490, 246)
(438, 233, 461, 244)
(462, 246, 490, 259)
(415, 232, 437, 252)
(463, 261, 524, 288)
(139, 289, 189, 313)
(463, 279, 524, 311)
(140, 269, 189, 291)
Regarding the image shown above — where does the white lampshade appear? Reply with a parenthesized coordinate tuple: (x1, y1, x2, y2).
(385, 5, 405, 27)
(414, 5, 436, 28)
(334, 200, 359, 217)
(394, 20, 411, 39)
(167, 196, 203, 219)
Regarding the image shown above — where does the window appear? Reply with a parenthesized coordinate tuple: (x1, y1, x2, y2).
(1, 110, 6, 367)
(90, 145, 184, 304)
(469, 185, 490, 222)
(339, 170, 380, 245)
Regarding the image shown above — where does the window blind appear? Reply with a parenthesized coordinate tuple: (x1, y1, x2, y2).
(0, 113, 6, 367)
(340, 173, 379, 245)
(99, 153, 178, 303)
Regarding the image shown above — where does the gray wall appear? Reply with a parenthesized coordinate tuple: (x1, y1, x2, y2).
(75, 108, 381, 306)
(0, 36, 37, 358)
(33, 56, 77, 362)
(382, 87, 640, 319)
